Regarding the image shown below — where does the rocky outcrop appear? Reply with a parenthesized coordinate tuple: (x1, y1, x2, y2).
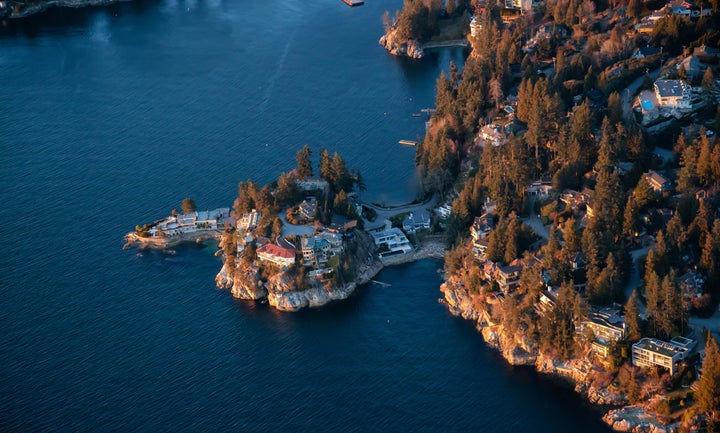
(378, 33, 424, 59)
(124, 230, 220, 250)
(216, 262, 267, 300)
(603, 406, 678, 433)
(7, 0, 125, 18)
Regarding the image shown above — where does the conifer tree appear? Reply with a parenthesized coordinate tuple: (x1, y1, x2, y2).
(698, 336, 720, 421)
(624, 290, 642, 341)
(296, 145, 313, 179)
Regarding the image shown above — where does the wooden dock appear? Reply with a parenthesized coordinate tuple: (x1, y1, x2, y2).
(399, 140, 418, 146)
(342, 0, 364, 6)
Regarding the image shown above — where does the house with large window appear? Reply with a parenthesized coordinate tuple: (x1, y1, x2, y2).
(632, 337, 696, 374)
(257, 244, 296, 269)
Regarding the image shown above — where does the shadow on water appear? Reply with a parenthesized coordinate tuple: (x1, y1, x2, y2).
(0, 0, 163, 37)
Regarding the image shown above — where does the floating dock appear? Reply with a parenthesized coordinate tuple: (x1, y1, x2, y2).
(399, 140, 418, 146)
(342, 0, 364, 6)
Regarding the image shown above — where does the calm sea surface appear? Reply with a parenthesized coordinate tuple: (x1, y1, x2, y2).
(0, 1, 612, 431)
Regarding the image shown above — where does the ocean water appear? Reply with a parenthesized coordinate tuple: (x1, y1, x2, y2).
(0, 1, 611, 431)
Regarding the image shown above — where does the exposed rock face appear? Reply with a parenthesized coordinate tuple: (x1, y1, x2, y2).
(268, 282, 358, 312)
(378, 33, 424, 59)
(216, 262, 267, 300)
(8, 0, 124, 18)
(603, 406, 678, 433)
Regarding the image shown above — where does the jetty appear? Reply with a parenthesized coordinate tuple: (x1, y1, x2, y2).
(399, 140, 418, 146)
(342, 0, 364, 6)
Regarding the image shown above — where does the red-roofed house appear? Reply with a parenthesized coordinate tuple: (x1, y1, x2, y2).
(257, 244, 296, 269)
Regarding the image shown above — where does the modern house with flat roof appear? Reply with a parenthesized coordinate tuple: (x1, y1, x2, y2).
(237, 209, 261, 232)
(579, 308, 627, 358)
(371, 224, 413, 258)
(632, 337, 696, 374)
(654, 80, 692, 109)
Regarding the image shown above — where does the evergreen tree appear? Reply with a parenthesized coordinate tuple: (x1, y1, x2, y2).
(624, 290, 642, 341)
(698, 336, 720, 420)
(607, 92, 623, 125)
(296, 145, 313, 179)
(181, 197, 197, 214)
(319, 148, 333, 181)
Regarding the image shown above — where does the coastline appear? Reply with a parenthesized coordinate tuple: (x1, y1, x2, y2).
(217, 234, 448, 312)
(440, 279, 680, 433)
(5, 0, 126, 18)
(124, 230, 221, 250)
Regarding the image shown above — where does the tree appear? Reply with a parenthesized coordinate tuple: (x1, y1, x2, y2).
(296, 145, 313, 179)
(181, 197, 196, 214)
(698, 335, 720, 421)
(627, 0, 642, 20)
(624, 290, 642, 341)
(607, 92, 623, 125)
(319, 148, 333, 181)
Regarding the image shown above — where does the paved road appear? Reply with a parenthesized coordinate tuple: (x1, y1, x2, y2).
(521, 197, 550, 240)
(624, 246, 650, 306)
(359, 194, 438, 231)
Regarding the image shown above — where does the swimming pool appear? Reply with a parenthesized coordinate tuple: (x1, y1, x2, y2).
(642, 100, 654, 110)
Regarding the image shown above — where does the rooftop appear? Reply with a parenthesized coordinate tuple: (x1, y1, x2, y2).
(654, 80, 688, 98)
(634, 337, 690, 357)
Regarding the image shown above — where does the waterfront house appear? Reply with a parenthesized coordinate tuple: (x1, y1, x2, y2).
(296, 179, 329, 193)
(654, 80, 692, 109)
(301, 236, 330, 267)
(472, 238, 489, 260)
(371, 222, 413, 258)
(483, 260, 522, 292)
(579, 308, 627, 358)
(402, 210, 431, 234)
(298, 199, 317, 221)
(471, 213, 495, 241)
(645, 170, 672, 193)
(257, 244, 296, 269)
(632, 337, 696, 374)
(150, 208, 230, 237)
(237, 209, 261, 232)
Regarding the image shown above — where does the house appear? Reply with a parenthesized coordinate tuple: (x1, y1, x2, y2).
(472, 238, 489, 260)
(569, 252, 585, 270)
(480, 123, 507, 147)
(526, 177, 553, 197)
(469, 15, 481, 38)
(693, 44, 720, 62)
(301, 236, 331, 267)
(632, 337, 696, 374)
(471, 213, 495, 241)
(579, 308, 627, 358)
(298, 199, 317, 221)
(257, 243, 296, 269)
(371, 223, 413, 258)
(632, 46, 660, 59)
(483, 260, 522, 292)
(537, 286, 559, 315)
(402, 210, 431, 233)
(149, 208, 230, 237)
(504, 0, 533, 11)
(560, 189, 587, 210)
(677, 56, 705, 81)
(296, 179, 329, 193)
(654, 80, 692, 109)
(237, 209, 261, 232)
(645, 170, 672, 193)
(677, 271, 705, 303)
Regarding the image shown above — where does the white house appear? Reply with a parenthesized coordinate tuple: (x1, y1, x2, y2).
(237, 209, 261, 232)
(371, 223, 413, 258)
(632, 336, 696, 374)
(257, 244, 296, 269)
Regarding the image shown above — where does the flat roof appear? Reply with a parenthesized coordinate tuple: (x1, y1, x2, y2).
(655, 80, 687, 97)
(634, 337, 688, 357)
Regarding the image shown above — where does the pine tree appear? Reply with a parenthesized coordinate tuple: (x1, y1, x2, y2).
(624, 290, 642, 341)
(319, 148, 333, 181)
(296, 145, 313, 179)
(698, 336, 720, 420)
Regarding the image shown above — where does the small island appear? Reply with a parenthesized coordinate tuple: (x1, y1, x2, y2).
(125, 146, 445, 312)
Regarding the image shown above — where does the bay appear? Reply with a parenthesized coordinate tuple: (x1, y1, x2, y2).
(0, 1, 611, 431)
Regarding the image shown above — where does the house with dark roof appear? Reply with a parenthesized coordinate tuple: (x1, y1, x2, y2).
(632, 46, 660, 59)
(402, 210, 431, 233)
(653, 80, 692, 109)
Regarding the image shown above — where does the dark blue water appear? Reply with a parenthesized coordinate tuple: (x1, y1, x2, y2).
(0, 1, 611, 431)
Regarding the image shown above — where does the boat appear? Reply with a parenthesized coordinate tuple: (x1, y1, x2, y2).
(398, 140, 418, 146)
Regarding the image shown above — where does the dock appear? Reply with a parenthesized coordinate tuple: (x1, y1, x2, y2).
(398, 140, 418, 146)
(342, 0, 364, 6)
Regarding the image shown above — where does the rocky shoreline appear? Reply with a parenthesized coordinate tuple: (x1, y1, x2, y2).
(4, 0, 126, 18)
(440, 279, 681, 433)
(123, 230, 220, 250)
(216, 235, 447, 312)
